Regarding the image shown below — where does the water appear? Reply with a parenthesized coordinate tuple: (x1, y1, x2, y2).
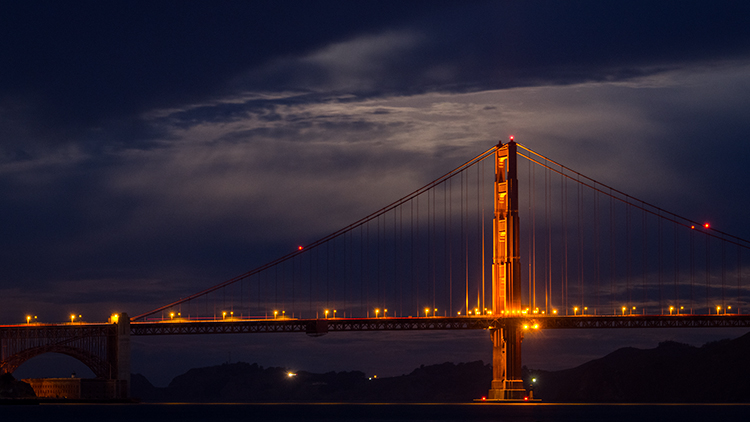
(2, 403, 749, 422)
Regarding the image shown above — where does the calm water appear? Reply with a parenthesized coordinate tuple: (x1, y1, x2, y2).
(3, 403, 749, 422)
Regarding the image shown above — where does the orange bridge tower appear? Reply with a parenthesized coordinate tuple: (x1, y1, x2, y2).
(488, 138, 526, 400)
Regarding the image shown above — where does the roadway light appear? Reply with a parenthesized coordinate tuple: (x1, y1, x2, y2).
(425, 308, 430, 317)
(669, 306, 674, 315)
(71, 314, 76, 323)
(384, 309, 388, 318)
(26, 315, 31, 324)
(583, 307, 587, 315)
(333, 310, 337, 318)
(222, 311, 227, 320)
(622, 306, 626, 315)
(274, 310, 278, 319)
(375, 309, 379, 318)
(325, 309, 329, 318)
(574, 307, 578, 315)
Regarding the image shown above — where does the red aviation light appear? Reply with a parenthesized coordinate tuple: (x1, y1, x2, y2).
(691, 225, 695, 229)
(298, 246, 304, 250)
(509, 135, 514, 141)
(704, 223, 710, 229)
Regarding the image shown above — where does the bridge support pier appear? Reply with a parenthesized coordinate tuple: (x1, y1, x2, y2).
(488, 326, 525, 400)
(116, 313, 131, 398)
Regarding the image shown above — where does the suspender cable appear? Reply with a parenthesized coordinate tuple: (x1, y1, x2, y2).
(532, 161, 537, 310)
(595, 188, 600, 312)
(577, 176, 583, 310)
(658, 214, 663, 313)
(610, 191, 615, 314)
(674, 220, 679, 311)
(544, 163, 552, 315)
(706, 233, 710, 313)
(627, 203, 632, 309)
(445, 182, 450, 313)
(482, 161, 487, 315)
(642, 204, 647, 312)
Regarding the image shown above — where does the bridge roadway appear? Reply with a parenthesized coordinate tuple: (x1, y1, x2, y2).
(4, 314, 750, 338)
(128, 314, 750, 336)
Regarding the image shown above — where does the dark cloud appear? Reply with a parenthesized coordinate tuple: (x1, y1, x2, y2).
(0, 1, 451, 141)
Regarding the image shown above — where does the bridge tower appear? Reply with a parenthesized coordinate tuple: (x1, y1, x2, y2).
(488, 138, 526, 400)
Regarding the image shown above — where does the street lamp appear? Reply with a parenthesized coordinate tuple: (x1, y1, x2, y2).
(375, 309, 380, 318)
(384, 309, 388, 318)
(274, 310, 278, 319)
(622, 306, 626, 315)
(425, 308, 430, 317)
(573, 307, 578, 315)
(170, 312, 175, 320)
(26, 315, 31, 324)
(222, 311, 227, 320)
(669, 306, 674, 315)
(70, 314, 76, 323)
(325, 309, 329, 318)
(333, 309, 337, 318)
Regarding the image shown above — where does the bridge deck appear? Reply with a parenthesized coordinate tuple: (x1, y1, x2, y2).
(127, 314, 750, 336)
(4, 315, 750, 338)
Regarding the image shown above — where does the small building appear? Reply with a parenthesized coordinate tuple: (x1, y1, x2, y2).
(23, 377, 127, 399)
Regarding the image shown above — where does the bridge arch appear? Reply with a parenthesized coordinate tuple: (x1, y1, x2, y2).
(1, 345, 113, 379)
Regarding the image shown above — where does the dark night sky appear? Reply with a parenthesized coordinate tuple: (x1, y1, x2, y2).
(3, 1, 750, 386)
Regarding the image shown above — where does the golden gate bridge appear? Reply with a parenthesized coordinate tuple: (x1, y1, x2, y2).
(2, 138, 749, 400)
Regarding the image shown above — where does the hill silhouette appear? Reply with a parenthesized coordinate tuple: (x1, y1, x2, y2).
(132, 331, 750, 402)
(528, 331, 750, 402)
(132, 361, 491, 402)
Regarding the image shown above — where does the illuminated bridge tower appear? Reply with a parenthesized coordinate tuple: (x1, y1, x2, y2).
(488, 139, 526, 400)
